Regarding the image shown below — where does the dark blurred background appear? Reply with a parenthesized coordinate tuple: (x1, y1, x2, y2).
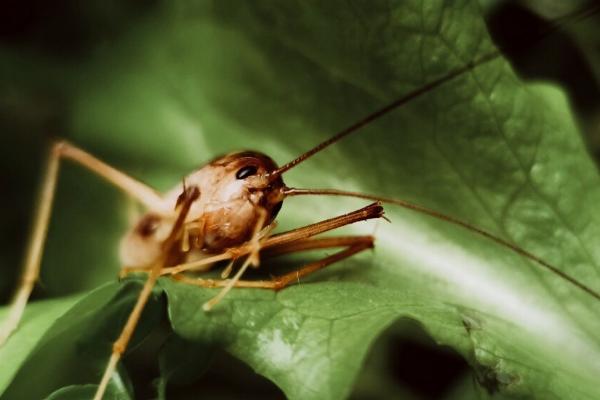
(0, 1, 599, 399)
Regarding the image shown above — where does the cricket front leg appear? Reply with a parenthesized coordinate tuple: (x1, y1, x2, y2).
(0, 140, 165, 346)
(94, 186, 199, 400)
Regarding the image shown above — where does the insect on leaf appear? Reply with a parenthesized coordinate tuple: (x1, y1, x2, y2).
(3, 0, 600, 399)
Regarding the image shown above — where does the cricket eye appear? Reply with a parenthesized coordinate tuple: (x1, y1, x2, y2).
(236, 165, 258, 180)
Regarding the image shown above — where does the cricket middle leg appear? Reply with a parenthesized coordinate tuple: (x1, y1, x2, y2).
(172, 235, 375, 290)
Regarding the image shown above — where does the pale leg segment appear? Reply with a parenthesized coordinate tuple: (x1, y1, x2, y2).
(0, 140, 165, 347)
(94, 186, 199, 400)
(202, 208, 268, 311)
(220, 220, 277, 279)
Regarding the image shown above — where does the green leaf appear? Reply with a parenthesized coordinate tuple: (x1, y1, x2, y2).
(158, 335, 215, 385)
(3, 0, 600, 399)
(0, 294, 84, 395)
(2, 281, 162, 399)
(45, 384, 131, 400)
(156, 333, 215, 397)
(479, 0, 600, 159)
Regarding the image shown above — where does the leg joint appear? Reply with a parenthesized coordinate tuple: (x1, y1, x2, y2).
(362, 236, 375, 249)
(51, 139, 71, 156)
(112, 341, 126, 355)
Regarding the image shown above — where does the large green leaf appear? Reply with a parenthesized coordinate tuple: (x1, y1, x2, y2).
(3, 0, 600, 398)
(45, 384, 131, 400)
(478, 0, 600, 159)
(0, 294, 84, 395)
(1, 282, 162, 399)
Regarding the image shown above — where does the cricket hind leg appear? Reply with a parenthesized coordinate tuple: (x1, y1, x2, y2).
(172, 235, 375, 290)
(0, 140, 166, 346)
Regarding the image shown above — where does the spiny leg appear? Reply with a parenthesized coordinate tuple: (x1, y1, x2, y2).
(262, 202, 382, 249)
(262, 235, 375, 257)
(0, 140, 165, 347)
(162, 202, 383, 276)
(172, 235, 374, 290)
(269, 237, 373, 290)
(94, 186, 199, 400)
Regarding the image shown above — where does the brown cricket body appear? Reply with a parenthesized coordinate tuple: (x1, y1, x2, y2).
(119, 151, 285, 269)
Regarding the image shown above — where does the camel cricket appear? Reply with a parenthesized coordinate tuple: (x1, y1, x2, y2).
(1, 52, 599, 400)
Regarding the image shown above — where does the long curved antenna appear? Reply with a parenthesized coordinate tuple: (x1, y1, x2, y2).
(283, 187, 600, 302)
(269, 51, 499, 178)
(269, 3, 600, 181)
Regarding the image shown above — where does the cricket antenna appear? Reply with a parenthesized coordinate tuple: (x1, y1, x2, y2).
(270, 2, 600, 180)
(269, 51, 500, 179)
(283, 187, 600, 302)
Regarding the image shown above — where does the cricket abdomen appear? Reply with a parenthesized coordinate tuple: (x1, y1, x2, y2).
(119, 212, 175, 268)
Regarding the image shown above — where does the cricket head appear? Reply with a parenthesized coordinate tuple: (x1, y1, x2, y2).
(207, 151, 286, 223)
(179, 150, 285, 251)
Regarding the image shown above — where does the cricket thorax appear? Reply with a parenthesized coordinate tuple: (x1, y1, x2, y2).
(119, 151, 285, 268)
